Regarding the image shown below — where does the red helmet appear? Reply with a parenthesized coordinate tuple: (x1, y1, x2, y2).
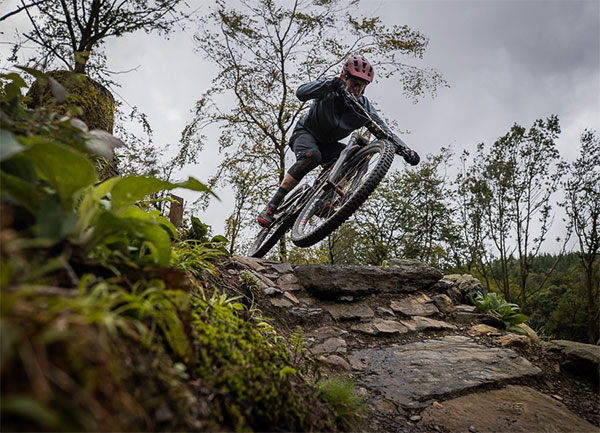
(342, 55, 374, 83)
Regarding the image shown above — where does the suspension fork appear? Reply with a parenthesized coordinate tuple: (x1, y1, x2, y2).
(325, 140, 363, 196)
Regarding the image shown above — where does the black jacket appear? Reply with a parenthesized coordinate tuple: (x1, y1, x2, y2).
(294, 77, 408, 149)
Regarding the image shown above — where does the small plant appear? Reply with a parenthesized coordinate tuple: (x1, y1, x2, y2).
(471, 291, 529, 334)
(240, 271, 260, 295)
(289, 326, 308, 356)
(317, 377, 365, 430)
(171, 240, 226, 277)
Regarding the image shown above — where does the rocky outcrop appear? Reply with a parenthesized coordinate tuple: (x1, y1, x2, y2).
(227, 256, 599, 432)
(293, 260, 443, 297)
(421, 385, 598, 433)
(544, 339, 600, 383)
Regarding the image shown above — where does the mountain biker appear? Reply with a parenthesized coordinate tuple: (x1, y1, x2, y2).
(257, 55, 420, 228)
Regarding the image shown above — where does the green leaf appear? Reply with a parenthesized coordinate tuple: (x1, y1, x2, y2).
(0, 171, 43, 213)
(135, 223, 172, 265)
(178, 177, 218, 197)
(110, 176, 216, 215)
(0, 153, 38, 183)
(110, 177, 176, 214)
(16, 65, 47, 80)
(89, 207, 172, 266)
(85, 209, 132, 249)
(21, 137, 97, 209)
(35, 195, 77, 240)
(0, 130, 23, 161)
(0, 72, 27, 89)
(506, 323, 529, 335)
(1, 395, 61, 430)
(74, 177, 119, 239)
(505, 313, 529, 326)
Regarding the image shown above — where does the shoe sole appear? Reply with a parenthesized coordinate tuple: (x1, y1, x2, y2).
(257, 217, 272, 228)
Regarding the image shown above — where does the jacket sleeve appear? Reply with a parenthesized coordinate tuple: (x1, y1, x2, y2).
(296, 77, 336, 102)
(361, 96, 410, 150)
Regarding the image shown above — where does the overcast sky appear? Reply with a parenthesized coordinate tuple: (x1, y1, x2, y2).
(1, 0, 599, 252)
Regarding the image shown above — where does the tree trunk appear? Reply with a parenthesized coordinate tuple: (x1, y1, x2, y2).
(26, 70, 118, 180)
(586, 269, 598, 344)
(26, 70, 115, 133)
(169, 195, 184, 229)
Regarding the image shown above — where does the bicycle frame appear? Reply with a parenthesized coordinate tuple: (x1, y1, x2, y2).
(249, 90, 398, 257)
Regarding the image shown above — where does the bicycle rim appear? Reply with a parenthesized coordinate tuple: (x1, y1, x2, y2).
(247, 185, 308, 258)
(291, 140, 394, 247)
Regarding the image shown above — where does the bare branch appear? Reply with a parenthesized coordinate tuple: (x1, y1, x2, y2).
(0, 0, 47, 22)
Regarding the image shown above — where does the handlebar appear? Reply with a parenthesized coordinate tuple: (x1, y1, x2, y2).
(340, 89, 410, 159)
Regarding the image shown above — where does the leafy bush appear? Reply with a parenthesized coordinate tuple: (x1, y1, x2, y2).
(1, 70, 213, 276)
(471, 291, 529, 334)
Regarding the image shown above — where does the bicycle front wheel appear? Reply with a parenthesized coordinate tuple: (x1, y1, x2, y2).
(291, 140, 394, 247)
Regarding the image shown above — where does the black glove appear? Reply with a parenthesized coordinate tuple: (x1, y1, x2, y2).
(331, 77, 346, 94)
(401, 147, 420, 166)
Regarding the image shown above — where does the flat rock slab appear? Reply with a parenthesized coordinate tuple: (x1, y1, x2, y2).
(347, 335, 541, 408)
(545, 339, 600, 383)
(324, 303, 374, 321)
(351, 319, 411, 335)
(390, 294, 439, 316)
(294, 263, 443, 297)
(421, 385, 599, 432)
(401, 316, 456, 332)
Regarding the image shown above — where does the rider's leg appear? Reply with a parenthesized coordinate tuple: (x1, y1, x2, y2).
(257, 131, 322, 227)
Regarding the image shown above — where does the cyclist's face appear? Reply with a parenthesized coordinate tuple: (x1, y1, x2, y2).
(344, 75, 367, 97)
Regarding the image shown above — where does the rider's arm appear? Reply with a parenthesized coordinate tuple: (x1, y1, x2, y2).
(360, 96, 409, 151)
(296, 78, 338, 102)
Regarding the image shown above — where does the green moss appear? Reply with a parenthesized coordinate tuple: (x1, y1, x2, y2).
(190, 291, 334, 432)
(26, 70, 115, 133)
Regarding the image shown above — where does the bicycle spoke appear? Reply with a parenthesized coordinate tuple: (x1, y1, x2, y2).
(291, 141, 393, 247)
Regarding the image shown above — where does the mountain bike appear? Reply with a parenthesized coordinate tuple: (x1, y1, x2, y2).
(248, 89, 409, 258)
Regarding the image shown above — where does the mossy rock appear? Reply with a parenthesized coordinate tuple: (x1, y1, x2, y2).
(26, 70, 115, 133)
(26, 70, 119, 180)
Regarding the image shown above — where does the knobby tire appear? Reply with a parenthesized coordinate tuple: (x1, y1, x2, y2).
(248, 185, 309, 258)
(291, 140, 394, 247)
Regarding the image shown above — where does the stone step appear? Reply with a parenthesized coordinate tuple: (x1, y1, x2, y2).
(293, 261, 443, 298)
(420, 385, 599, 433)
(347, 335, 542, 409)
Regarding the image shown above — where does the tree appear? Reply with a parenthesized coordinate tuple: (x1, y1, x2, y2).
(353, 149, 459, 269)
(3, 0, 191, 81)
(505, 116, 564, 311)
(188, 0, 446, 259)
(464, 117, 564, 306)
(454, 149, 495, 289)
(562, 129, 600, 343)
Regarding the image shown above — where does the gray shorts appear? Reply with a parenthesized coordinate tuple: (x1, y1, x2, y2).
(289, 129, 346, 166)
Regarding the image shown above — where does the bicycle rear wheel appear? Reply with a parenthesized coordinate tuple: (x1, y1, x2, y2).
(247, 185, 308, 258)
(291, 140, 394, 247)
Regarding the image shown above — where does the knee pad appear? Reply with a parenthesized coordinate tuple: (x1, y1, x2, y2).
(288, 150, 322, 180)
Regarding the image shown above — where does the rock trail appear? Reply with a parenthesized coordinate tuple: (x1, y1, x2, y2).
(229, 256, 600, 432)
